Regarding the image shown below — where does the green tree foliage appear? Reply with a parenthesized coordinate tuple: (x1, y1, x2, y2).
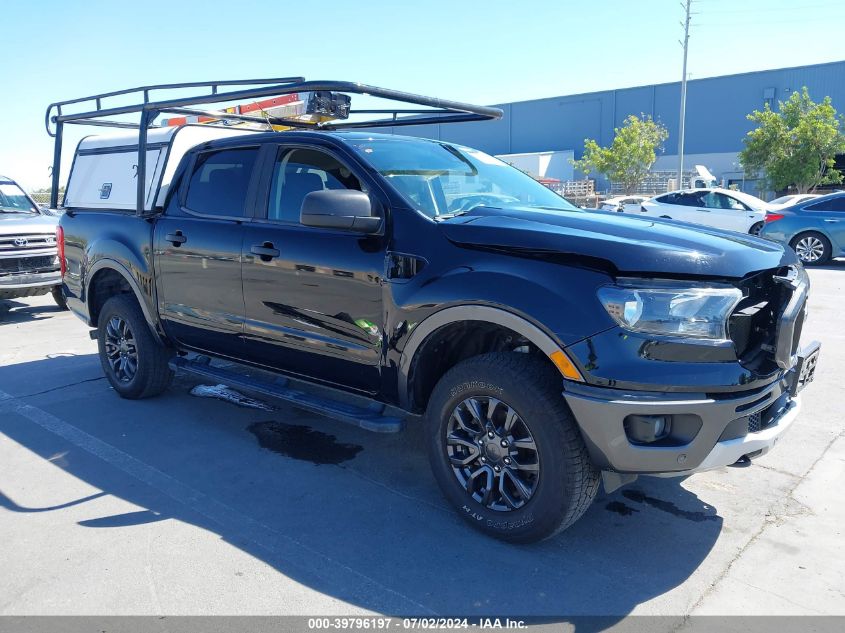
(739, 88, 845, 194)
(571, 115, 668, 194)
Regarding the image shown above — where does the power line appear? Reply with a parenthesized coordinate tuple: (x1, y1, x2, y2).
(701, 2, 844, 11)
(695, 15, 845, 26)
(678, 0, 692, 186)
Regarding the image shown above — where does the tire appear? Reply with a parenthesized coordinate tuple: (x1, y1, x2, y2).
(51, 286, 68, 310)
(425, 352, 599, 543)
(790, 231, 831, 265)
(96, 294, 173, 399)
(748, 222, 764, 236)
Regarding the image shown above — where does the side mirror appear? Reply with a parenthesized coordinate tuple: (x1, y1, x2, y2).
(300, 189, 381, 233)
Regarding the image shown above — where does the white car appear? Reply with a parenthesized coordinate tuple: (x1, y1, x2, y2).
(640, 188, 769, 235)
(599, 195, 650, 213)
(767, 193, 821, 209)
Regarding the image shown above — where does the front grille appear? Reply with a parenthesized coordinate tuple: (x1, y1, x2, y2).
(0, 233, 57, 252)
(0, 255, 58, 276)
(747, 411, 762, 433)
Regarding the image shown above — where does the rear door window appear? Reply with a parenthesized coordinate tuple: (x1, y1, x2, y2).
(184, 148, 259, 217)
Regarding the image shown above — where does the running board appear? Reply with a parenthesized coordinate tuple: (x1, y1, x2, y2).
(169, 357, 405, 433)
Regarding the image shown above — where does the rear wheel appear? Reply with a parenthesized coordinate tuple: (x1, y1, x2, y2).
(51, 286, 68, 310)
(97, 295, 173, 399)
(425, 352, 599, 543)
(748, 221, 764, 236)
(790, 231, 831, 265)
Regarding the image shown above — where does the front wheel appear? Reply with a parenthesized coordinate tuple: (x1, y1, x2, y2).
(51, 286, 68, 310)
(425, 352, 599, 543)
(790, 231, 831, 265)
(97, 294, 174, 399)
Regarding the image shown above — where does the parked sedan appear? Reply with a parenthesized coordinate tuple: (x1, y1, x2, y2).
(640, 188, 769, 235)
(768, 193, 821, 210)
(599, 195, 650, 213)
(760, 191, 845, 265)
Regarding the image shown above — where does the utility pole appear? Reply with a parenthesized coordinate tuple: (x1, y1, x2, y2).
(677, 0, 692, 188)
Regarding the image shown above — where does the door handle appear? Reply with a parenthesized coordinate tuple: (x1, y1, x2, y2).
(823, 219, 839, 223)
(251, 242, 280, 261)
(697, 208, 711, 213)
(165, 231, 187, 246)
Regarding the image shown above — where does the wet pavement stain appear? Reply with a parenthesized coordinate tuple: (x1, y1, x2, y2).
(605, 501, 640, 516)
(622, 489, 718, 523)
(247, 421, 363, 465)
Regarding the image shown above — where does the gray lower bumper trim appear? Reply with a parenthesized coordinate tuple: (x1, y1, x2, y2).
(564, 378, 791, 474)
(0, 271, 61, 299)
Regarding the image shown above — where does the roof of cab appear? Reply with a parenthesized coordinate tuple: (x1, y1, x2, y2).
(196, 129, 439, 143)
(74, 127, 442, 153)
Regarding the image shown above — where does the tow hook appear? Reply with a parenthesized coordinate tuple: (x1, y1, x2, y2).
(729, 454, 753, 468)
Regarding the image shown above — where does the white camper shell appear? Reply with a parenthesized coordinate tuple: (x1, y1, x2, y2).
(64, 125, 255, 212)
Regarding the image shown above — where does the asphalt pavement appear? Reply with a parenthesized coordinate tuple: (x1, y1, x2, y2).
(1, 263, 843, 620)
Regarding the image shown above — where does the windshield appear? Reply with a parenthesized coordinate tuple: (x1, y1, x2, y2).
(0, 181, 38, 213)
(347, 137, 579, 218)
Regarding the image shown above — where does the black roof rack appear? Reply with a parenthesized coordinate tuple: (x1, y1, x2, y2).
(45, 77, 503, 213)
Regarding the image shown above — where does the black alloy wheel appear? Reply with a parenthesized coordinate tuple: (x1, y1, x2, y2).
(104, 315, 138, 383)
(446, 396, 540, 511)
(96, 294, 173, 399)
(425, 352, 600, 543)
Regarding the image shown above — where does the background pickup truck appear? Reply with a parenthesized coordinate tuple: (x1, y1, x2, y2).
(0, 175, 66, 309)
(54, 82, 819, 543)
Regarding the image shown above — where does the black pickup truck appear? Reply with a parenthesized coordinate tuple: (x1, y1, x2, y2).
(52, 80, 819, 542)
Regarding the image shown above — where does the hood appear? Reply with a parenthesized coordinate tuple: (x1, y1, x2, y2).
(439, 207, 795, 278)
(0, 212, 58, 235)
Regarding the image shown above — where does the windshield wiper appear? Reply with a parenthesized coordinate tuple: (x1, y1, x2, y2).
(0, 208, 38, 214)
(434, 210, 470, 221)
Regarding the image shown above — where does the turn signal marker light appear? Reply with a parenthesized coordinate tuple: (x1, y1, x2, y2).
(549, 350, 584, 382)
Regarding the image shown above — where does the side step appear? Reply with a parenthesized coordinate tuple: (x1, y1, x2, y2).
(169, 357, 405, 433)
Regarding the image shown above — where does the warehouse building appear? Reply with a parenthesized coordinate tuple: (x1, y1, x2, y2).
(385, 60, 845, 196)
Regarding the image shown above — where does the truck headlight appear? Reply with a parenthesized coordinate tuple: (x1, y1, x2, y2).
(598, 281, 742, 340)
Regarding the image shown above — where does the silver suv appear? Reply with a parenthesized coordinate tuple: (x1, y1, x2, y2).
(0, 176, 65, 309)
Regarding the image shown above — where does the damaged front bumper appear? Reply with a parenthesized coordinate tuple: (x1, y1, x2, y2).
(563, 341, 820, 488)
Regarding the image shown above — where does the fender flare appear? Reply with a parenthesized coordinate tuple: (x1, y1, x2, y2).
(397, 305, 564, 410)
(85, 259, 163, 343)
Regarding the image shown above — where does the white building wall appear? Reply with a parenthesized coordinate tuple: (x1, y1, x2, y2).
(495, 150, 575, 182)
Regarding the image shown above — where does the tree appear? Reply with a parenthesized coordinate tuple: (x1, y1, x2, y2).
(739, 87, 845, 194)
(571, 114, 668, 194)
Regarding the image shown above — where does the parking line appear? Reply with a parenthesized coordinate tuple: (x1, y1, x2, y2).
(0, 389, 436, 616)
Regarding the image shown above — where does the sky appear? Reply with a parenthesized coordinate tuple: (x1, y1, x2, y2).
(2, 0, 845, 190)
